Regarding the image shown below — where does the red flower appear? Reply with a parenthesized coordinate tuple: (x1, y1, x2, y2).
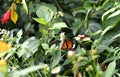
(1, 10, 11, 24)
(78, 34, 88, 41)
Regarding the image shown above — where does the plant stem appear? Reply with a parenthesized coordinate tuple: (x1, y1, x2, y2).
(53, 0, 71, 27)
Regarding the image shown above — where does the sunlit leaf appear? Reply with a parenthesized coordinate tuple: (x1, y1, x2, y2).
(102, 4, 120, 29)
(104, 61, 116, 77)
(41, 43, 49, 50)
(16, 29, 23, 44)
(107, 10, 120, 19)
(22, 0, 28, 14)
(33, 17, 47, 25)
(49, 22, 68, 30)
(17, 29, 23, 38)
(102, 7, 116, 22)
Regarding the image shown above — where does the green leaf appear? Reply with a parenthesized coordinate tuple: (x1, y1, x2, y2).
(88, 21, 102, 34)
(84, 1, 92, 10)
(5, 48, 16, 60)
(103, 14, 120, 29)
(102, 7, 116, 22)
(71, 18, 84, 35)
(49, 22, 68, 30)
(36, 3, 57, 23)
(17, 37, 39, 59)
(51, 50, 61, 69)
(102, 5, 120, 29)
(16, 29, 23, 44)
(12, 63, 48, 77)
(107, 10, 120, 19)
(63, 58, 75, 66)
(104, 61, 116, 77)
(116, 73, 120, 77)
(78, 60, 88, 67)
(39, 28, 48, 34)
(17, 29, 23, 38)
(33, 17, 47, 25)
(98, 26, 120, 53)
(45, 44, 57, 55)
(103, 56, 119, 64)
(101, 26, 113, 36)
(99, 0, 110, 10)
(41, 43, 49, 50)
(47, 4, 57, 13)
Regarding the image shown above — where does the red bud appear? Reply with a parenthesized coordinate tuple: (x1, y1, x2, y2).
(1, 10, 11, 24)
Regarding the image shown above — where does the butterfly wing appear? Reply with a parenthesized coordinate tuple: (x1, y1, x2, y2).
(60, 40, 73, 50)
(66, 40, 73, 50)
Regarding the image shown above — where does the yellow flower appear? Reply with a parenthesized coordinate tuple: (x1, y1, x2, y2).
(0, 41, 11, 52)
(0, 60, 7, 66)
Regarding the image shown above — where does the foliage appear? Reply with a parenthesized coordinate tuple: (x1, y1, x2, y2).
(0, 0, 120, 77)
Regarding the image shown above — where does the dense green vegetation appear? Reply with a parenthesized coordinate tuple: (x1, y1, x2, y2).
(0, 0, 120, 77)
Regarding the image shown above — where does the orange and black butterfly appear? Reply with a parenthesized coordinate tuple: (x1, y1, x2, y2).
(60, 39, 74, 50)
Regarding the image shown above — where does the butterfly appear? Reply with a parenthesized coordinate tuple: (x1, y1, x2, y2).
(60, 39, 74, 50)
